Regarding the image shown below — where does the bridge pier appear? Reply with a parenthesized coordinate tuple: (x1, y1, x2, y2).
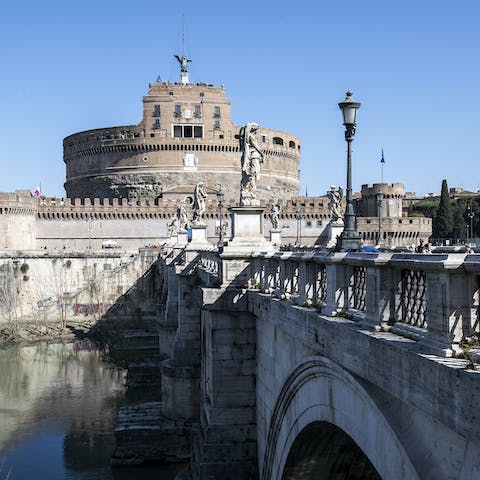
(191, 286, 258, 479)
(161, 264, 202, 421)
(159, 259, 180, 358)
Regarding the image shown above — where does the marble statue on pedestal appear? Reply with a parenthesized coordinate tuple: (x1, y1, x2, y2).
(327, 185, 343, 223)
(239, 122, 264, 206)
(167, 215, 179, 236)
(192, 182, 207, 225)
(178, 202, 189, 230)
(270, 204, 280, 230)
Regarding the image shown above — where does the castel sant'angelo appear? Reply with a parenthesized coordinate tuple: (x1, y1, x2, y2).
(64, 56, 300, 205)
(0, 56, 431, 250)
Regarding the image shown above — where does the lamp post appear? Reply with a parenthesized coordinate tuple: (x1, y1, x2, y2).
(337, 91, 362, 251)
(377, 191, 384, 246)
(467, 202, 475, 240)
(86, 213, 93, 250)
(295, 208, 302, 247)
(217, 187, 225, 252)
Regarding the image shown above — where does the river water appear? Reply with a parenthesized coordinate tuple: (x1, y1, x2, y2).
(0, 341, 184, 480)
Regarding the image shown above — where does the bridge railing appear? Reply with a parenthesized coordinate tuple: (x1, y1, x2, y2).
(194, 249, 480, 356)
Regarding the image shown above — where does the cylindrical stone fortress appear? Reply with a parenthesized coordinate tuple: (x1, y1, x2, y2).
(64, 80, 301, 204)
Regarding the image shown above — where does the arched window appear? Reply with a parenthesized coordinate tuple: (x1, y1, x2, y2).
(273, 137, 284, 146)
(289, 140, 296, 148)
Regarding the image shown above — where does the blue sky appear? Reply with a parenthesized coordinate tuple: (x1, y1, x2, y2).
(0, 0, 479, 198)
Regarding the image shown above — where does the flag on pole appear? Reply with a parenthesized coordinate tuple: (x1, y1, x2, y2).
(34, 185, 41, 196)
(380, 148, 385, 164)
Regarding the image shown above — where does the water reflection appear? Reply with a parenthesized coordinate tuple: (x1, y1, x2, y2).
(0, 341, 183, 479)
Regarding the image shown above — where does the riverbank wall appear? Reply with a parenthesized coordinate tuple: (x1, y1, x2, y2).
(0, 249, 160, 341)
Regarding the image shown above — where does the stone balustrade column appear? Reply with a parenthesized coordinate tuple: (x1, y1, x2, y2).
(323, 254, 350, 316)
(265, 256, 276, 292)
(423, 269, 467, 356)
(365, 263, 396, 328)
(278, 255, 288, 295)
(295, 258, 308, 306)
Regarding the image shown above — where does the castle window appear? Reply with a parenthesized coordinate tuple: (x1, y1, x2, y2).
(169, 91, 174, 96)
(200, 92, 204, 97)
(214, 106, 221, 117)
(289, 140, 296, 148)
(154, 105, 161, 116)
(214, 120, 220, 129)
(261, 135, 266, 143)
(153, 118, 160, 129)
(273, 137, 284, 146)
(174, 105, 181, 116)
(173, 124, 204, 138)
(194, 105, 201, 117)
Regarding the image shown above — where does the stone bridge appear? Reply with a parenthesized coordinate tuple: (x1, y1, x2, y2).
(153, 244, 480, 479)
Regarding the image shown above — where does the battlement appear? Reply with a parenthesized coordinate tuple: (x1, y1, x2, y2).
(0, 190, 38, 215)
(361, 183, 405, 198)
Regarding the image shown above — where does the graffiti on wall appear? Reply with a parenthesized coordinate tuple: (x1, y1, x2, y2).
(37, 301, 125, 316)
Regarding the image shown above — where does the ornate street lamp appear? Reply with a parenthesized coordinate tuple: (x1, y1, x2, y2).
(377, 190, 384, 246)
(467, 201, 475, 240)
(295, 207, 302, 247)
(217, 187, 225, 252)
(337, 91, 362, 251)
(86, 212, 93, 250)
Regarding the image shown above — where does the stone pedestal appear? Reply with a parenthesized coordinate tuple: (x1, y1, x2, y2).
(189, 224, 209, 246)
(176, 229, 188, 247)
(167, 234, 178, 246)
(270, 229, 282, 246)
(226, 207, 273, 254)
(326, 221, 345, 249)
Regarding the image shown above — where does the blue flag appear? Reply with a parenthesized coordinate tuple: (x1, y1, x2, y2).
(381, 148, 385, 164)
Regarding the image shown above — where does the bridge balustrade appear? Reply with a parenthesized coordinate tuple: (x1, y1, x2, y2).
(194, 249, 480, 356)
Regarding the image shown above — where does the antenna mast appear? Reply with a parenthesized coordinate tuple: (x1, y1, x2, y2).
(182, 14, 185, 57)
(174, 15, 191, 85)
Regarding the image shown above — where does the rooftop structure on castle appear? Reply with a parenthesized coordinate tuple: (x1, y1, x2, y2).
(64, 57, 301, 204)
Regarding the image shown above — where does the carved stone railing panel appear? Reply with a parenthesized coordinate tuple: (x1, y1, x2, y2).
(401, 269, 426, 328)
(292, 261, 299, 296)
(316, 264, 327, 306)
(353, 266, 366, 311)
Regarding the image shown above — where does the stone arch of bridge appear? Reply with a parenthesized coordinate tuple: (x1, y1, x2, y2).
(261, 356, 420, 480)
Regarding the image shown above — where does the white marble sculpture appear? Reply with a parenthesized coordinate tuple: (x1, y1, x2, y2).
(327, 185, 343, 223)
(192, 182, 207, 224)
(270, 204, 280, 230)
(167, 215, 179, 236)
(178, 202, 189, 230)
(239, 122, 264, 206)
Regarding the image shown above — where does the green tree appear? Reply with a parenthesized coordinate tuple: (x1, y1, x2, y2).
(433, 179, 454, 238)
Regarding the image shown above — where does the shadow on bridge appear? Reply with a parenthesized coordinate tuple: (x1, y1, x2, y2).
(282, 421, 381, 480)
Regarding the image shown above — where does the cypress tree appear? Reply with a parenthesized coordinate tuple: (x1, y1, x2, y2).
(433, 179, 454, 238)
